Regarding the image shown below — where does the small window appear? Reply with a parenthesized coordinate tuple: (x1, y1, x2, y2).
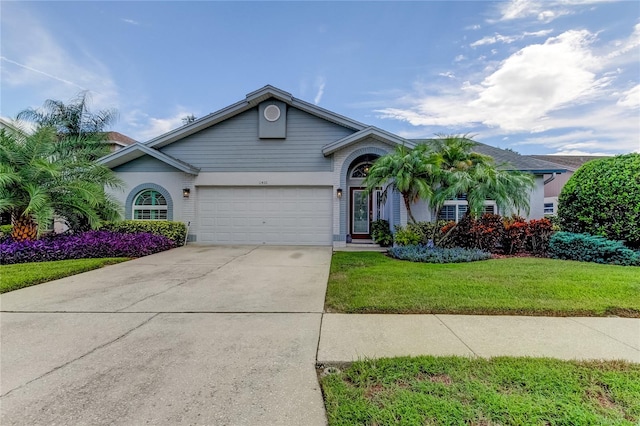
(133, 190, 167, 220)
(484, 205, 495, 214)
(544, 203, 554, 214)
(438, 205, 457, 221)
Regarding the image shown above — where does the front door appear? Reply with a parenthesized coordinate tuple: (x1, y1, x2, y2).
(350, 187, 372, 239)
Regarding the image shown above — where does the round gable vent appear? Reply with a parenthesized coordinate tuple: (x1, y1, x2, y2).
(264, 104, 281, 122)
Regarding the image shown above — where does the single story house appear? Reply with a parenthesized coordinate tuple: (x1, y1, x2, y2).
(99, 85, 565, 247)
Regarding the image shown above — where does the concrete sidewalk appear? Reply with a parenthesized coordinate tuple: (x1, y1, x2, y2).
(318, 314, 640, 363)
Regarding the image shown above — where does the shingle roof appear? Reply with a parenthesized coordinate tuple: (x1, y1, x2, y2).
(410, 139, 567, 174)
(527, 155, 610, 171)
(105, 131, 137, 145)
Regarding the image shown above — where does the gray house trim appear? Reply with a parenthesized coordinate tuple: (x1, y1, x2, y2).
(323, 126, 416, 156)
(99, 143, 200, 174)
(143, 85, 367, 150)
(337, 146, 396, 241)
(124, 183, 174, 220)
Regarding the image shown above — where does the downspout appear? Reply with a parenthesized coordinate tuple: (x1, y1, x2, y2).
(543, 172, 557, 185)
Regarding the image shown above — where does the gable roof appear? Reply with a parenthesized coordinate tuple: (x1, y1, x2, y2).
(105, 131, 137, 147)
(98, 142, 200, 174)
(528, 155, 609, 171)
(144, 85, 368, 149)
(322, 126, 416, 156)
(410, 139, 567, 174)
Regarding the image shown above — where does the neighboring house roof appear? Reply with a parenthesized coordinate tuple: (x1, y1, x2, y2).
(98, 142, 200, 174)
(410, 139, 567, 174)
(0, 117, 26, 135)
(528, 155, 610, 172)
(144, 85, 368, 149)
(322, 126, 416, 156)
(105, 131, 137, 148)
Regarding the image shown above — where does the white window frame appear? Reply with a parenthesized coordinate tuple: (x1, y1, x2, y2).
(438, 200, 497, 222)
(133, 190, 168, 220)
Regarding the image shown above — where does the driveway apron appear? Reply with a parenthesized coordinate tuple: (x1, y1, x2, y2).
(1, 245, 331, 425)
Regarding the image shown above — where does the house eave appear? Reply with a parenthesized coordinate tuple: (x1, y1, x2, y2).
(322, 126, 416, 156)
(98, 143, 200, 175)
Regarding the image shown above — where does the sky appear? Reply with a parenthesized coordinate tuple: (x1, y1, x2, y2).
(1, 0, 639, 155)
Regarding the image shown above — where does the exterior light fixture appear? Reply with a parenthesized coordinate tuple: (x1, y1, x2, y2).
(336, 188, 343, 199)
(183, 188, 191, 198)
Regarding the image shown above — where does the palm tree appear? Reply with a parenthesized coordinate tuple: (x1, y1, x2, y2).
(430, 135, 535, 218)
(13, 93, 123, 232)
(363, 144, 441, 223)
(0, 126, 122, 241)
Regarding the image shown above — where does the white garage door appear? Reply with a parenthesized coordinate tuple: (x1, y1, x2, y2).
(197, 186, 333, 245)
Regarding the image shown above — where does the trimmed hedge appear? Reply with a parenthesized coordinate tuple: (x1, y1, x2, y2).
(558, 154, 640, 248)
(388, 245, 492, 263)
(548, 232, 639, 266)
(100, 220, 187, 246)
(1, 231, 176, 265)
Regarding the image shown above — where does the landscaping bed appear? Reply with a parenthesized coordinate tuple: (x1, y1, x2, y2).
(326, 252, 640, 317)
(320, 356, 640, 425)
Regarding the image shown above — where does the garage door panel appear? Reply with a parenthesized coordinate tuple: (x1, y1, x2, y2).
(197, 187, 332, 245)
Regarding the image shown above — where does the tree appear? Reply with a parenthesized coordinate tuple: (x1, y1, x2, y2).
(558, 154, 640, 248)
(182, 114, 197, 125)
(430, 135, 535, 218)
(0, 127, 122, 241)
(363, 144, 440, 223)
(13, 93, 124, 232)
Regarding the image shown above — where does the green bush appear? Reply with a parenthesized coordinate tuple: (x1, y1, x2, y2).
(100, 220, 187, 246)
(558, 154, 640, 248)
(393, 225, 421, 246)
(370, 220, 393, 247)
(548, 232, 639, 266)
(0, 224, 12, 236)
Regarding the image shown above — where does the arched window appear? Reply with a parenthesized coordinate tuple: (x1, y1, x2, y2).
(350, 162, 373, 178)
(133, 190, 168, 220)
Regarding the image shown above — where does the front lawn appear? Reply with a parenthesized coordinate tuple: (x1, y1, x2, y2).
(0, 258, 128, 293)
(320, 356, 640, 425)
(326, 252, 640, 317)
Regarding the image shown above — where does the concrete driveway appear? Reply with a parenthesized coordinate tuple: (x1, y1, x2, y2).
(1, 245, 331, 425)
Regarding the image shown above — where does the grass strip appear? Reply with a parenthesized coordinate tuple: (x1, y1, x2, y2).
(326, 253, 640, 317)
(320, 356, 640, 425)
(0, 258, 129, 293)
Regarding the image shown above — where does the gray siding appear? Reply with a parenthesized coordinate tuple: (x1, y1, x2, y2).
(160, 106, 354, 172)
(113, 156, 178, 173)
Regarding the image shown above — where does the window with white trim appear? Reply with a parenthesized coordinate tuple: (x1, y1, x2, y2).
(544, 203, 554, 215)
(133, 190, 168, 220)
(437, 197, 496, 222)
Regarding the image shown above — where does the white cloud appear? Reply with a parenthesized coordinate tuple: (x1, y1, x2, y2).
(376, 26, 640, 154)
(454, 55, 466, 62)
(314, 77, 326, 105)
(121, 18, 140, 25)
(126, 109, 193, 142)
(439, 71, 455, 79)
(470, 30, 553, 47)
(496, 0, 614, 23)
(617, 84, 640, 109)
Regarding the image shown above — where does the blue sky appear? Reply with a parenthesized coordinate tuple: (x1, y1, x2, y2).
(1, 1, 639, 155)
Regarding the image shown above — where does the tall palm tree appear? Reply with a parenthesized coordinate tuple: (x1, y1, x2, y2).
(13, 93, 123, 232)
(428, 135, 535, 218)
(363, 144, 441, 223)
(0, 126, 122, 241)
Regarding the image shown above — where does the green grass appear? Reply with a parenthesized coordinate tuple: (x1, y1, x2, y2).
(0, 258, 129, 293)
(320, 356, 640, 425)
(326, 253, 640, 317)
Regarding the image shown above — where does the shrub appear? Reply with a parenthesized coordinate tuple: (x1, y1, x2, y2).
(443, 214, 504, 253)
(371, 220, 393, 247)
(388, 245, 492, 263)
(558, 154, 640, 248)
(1, 230, 176, 265)
(526, 218, 554, 255)
(393, 225, 421, 246)
(0, 224, 12, 243)
(502, 216, 528, 255)
(100, 220, 187, 246)
(548, 232, 639, 266)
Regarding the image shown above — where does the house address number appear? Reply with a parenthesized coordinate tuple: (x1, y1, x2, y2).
(259, 181, 268, 185)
